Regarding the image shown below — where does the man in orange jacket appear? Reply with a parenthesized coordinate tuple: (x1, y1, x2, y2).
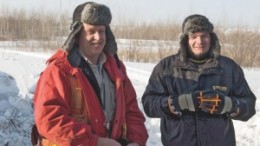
(33, 2, 148, 146)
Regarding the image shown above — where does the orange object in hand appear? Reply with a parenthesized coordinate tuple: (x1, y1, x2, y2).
(197, 91, 222, 114)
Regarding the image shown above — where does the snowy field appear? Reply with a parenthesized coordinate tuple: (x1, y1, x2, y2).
(0, 49, 259, 146)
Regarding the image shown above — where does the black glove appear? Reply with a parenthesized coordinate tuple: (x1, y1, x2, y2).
(168, 92, 200, 116)
(197, 90, 239, 115)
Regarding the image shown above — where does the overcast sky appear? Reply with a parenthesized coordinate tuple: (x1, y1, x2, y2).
(1, 0, 260, 28)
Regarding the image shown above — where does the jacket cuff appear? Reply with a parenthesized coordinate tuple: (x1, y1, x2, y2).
(228, 97, 240, 117)
(161, 96, 181, 117)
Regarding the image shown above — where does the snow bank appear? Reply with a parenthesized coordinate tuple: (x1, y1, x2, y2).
(0, 71, 34, 146)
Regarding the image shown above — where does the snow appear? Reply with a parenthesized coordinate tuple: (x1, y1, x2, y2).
(0, 49, 259, 146)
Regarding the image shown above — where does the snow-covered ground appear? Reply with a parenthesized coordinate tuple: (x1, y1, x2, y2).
(0, 49, 259, 146)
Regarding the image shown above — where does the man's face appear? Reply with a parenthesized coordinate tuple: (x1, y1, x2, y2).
(78, 23, 106, 62)
(187, 31, 211, 58)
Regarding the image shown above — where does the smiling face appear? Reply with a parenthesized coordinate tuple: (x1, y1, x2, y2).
(187, 31, 211, 59)
(78, 23, 106, 64)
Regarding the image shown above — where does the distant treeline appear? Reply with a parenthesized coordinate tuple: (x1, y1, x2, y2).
(0, 7, 180, 41)
(0, 8, 68, 41)
(0, 7, 259, 67)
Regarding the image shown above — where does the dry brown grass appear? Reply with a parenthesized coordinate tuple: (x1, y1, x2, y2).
(0, 7, 259, 67)
(217, 28, 260, 67)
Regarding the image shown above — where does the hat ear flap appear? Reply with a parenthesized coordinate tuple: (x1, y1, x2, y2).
(210, 33, 221, 58)
(104, 26, 117, 54)
(179, 34, 188, 61)
(62, 22, 82, 51)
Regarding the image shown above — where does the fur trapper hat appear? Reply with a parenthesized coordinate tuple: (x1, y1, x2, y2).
(182, 14, 214, 34)
(179, 14, 220, 61)
(62, 2, 117, 54)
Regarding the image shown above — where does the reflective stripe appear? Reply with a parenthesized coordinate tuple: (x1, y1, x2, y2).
(41, 138, 56, 146)
(68, 75, 90, 123)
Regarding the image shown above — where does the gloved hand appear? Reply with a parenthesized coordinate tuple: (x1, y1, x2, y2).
(168, 92, 200, 116)
(197, 90, 239, 115)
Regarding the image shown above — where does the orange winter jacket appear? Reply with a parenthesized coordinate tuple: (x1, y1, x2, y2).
(33, 49, 148, 146)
